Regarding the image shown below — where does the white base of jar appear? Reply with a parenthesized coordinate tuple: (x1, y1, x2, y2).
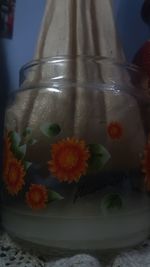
(2, 194, 150, 250)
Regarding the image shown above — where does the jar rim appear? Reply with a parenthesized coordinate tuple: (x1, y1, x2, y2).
(9, 55, 149, 106)
(20, 55, 143, 75)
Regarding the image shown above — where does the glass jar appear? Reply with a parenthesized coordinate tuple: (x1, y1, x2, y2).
(2, 56, 150, 257)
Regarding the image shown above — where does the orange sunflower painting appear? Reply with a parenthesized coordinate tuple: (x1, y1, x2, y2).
(3, 133, 12, 178)
(142, 140, 150, 191)
(107, 122, 123, 140)
(48, 138, 90, 183)
(3, 132, 25, 196)
(4, 156, 25, 195)
(26, 184, 48, 210)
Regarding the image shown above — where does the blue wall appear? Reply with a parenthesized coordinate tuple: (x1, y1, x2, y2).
(2, 0, 46, 91)
(2, 0, 150, 91)
(114, 0, 150, 61)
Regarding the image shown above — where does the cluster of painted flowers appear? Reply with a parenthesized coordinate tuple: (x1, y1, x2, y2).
(2, 121, 123, 211)
(3, 132, 48, 210)
(3, 133, 25, 196)
(48, 122, 123, 183)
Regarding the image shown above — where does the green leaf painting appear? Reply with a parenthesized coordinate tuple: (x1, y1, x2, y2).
(41, 123, 61, 138)
(13, 144, 27, 160)
(22, 128, 32, 138)
(27, 138, 37, 145)
(24, 161, 32, 171)
(19, 144, 26, 156)
(88, 144, 110, 171)
(9, 131, 21, 148)
(48, 190, 64, 202)
(101, 193, 123, 211)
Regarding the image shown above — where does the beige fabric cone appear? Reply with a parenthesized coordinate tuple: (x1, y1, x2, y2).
(6, 0, 146, 171)
(35, 0, 124, 58)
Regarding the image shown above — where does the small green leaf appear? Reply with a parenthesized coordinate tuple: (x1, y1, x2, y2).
(14, 149, 23, 160)
(22, 128, 32, 138)
(88, 155, 103, 171)
(24, 161, 32, 170)
(48, 190, 64, 202)
(10, 131, 21, 147)
(99, 145, 111, 166)
(40, 123, 61, 137)
(102, 193, 123, 211)
(19, 144, 26, 156)
(89, 144, 102, 155)
(88, 144, 111, 171)
(28, 138, 37, 145)
(13, 145, 27, 160)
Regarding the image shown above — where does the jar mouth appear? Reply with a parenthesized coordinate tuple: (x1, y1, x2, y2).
(19, 56, 147, 93)
(17, 55, 150, 106)
(20, 55, 142, 75)
(7, 55, 150, 109)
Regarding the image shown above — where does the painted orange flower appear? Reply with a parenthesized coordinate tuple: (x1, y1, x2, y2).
(3, 133, 12, 178)
(142, 140, 150, 191)
(26, 184, 48, 210)
(48, 138, 90, 183)
(107, 122, 123, 140)
(4, 155, 25, 195)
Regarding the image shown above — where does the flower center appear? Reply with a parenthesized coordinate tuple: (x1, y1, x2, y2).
(111, 127, 119, 135)
(32, 192, 41, 203)
(59, 150, 78, 169)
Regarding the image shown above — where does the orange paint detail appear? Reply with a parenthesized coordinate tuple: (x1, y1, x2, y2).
(4, 156, 25, 195)
(107, 122, 123, 140)
(48, 138, 90, 183)
(26, 184, 48, 210)
(3, 133, 13, 178)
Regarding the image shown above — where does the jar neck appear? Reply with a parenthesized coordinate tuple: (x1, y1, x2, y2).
(20, 57, 145, 91)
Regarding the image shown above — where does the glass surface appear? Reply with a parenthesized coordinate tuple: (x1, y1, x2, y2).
(2, 56, 150, 253)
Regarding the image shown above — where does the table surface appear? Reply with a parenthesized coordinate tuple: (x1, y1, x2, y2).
(0, 231, 150, 267)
